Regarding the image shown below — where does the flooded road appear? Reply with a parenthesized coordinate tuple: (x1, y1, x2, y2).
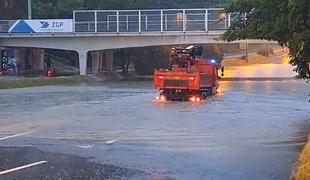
(0, 81, 309, 179)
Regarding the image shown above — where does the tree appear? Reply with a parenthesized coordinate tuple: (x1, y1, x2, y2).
(82, 0, 230, 10)
(83, 0, 152, 10)
(222, 0, 310, 79)
(1, 0, 233, 19)
(0, 0, 27, 19)
(32, 0, 84, 19)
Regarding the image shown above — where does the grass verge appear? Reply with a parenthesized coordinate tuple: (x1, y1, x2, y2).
(293, 136, 310, 180)
(0, 76, 87, 90)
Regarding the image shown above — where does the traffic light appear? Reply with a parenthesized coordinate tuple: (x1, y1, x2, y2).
(0, 50, 8, 70)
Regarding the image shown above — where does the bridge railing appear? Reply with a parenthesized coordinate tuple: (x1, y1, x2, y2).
(73, 8, 231, 33)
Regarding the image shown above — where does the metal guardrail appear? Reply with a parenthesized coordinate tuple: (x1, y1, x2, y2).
(73, 8, 231, 33)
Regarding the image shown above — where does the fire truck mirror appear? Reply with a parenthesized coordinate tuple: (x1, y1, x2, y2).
(221, 66, 225, 77)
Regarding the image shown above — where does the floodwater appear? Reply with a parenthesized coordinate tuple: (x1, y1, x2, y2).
(0, 80, 309, 179)
(224, 64, 297, 78)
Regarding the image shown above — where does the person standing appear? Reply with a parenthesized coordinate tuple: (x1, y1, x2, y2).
(9, 57, 17, 74)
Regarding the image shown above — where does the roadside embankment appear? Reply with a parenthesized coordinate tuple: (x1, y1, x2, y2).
(293, 136, 310, 180)
(0, 76, 87, 89)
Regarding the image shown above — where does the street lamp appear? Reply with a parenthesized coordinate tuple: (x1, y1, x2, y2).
(219, 12, 226, 21)
(28, 0, 32, 19)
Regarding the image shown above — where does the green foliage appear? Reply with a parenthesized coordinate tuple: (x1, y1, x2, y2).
(222, 0, 310, 79)
(1, 0, 232, 19)
(83, 0, 152, 10)
(0, 0, 27, 19)
(82, 0, 229, 10)
(0, 76, 86, 89)
(152, 0, 229, 9)
(33, 0, 84, 19)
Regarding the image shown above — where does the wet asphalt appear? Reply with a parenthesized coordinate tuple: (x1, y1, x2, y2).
(0, 80, 309, 180)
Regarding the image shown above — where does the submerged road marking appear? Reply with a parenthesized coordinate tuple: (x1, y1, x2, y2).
(78, 144, 94, 149)
(0, 161, 47, 176)
(106, 139, 117, 145)
(0, 131, 34, 141)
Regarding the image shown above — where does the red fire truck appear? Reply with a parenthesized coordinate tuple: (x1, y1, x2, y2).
(154, 45, 224, 102)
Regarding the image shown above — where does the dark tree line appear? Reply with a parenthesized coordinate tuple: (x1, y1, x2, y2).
(0, 0, 27, 19)
(1, 0, 230, 19)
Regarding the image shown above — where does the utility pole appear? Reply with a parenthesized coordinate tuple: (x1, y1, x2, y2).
(28, 0, 32, 19)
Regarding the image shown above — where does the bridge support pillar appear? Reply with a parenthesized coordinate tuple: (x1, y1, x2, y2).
(78, 50, 88, 76)
(105, 50, 114, 73)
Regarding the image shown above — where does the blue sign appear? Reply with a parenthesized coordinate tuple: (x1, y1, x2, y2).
(9, 19, 73, 33)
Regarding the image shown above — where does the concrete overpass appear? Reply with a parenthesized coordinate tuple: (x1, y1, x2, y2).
(0, 32, 225, 75)
(0, 8, 276, 75)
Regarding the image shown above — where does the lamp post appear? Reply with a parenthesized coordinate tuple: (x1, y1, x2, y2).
(28, 0, 32, 19)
